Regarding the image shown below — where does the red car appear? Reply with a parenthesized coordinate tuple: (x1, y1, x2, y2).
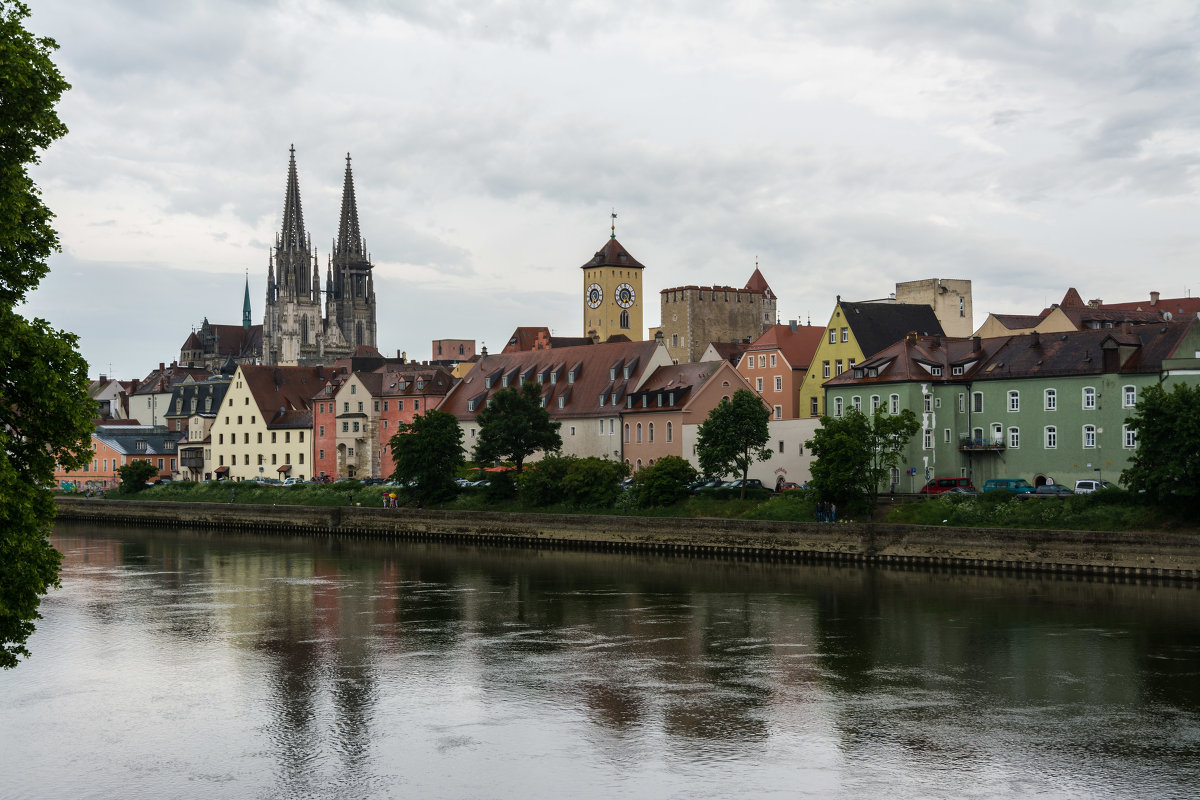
(919, 477, 975, 495)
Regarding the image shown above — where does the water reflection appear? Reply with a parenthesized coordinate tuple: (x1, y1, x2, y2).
(2, 522, 1198, 799)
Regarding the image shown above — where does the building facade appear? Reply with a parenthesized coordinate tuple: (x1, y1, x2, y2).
(658, 267, 778, 364)
(581, 237, 646, 343)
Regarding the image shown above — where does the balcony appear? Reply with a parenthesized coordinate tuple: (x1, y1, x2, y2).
(959, 437, 1005, 453)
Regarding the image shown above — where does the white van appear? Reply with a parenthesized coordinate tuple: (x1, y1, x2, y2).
(1074, 479, 1114, 494)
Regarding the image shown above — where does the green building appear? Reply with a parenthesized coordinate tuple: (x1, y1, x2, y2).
(822, 320, 1200, 492)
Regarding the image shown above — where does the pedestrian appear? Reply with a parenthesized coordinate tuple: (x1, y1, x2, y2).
(389, 492, 397, 508)
(382, 490, 389, 508)
(816, 501, 824, 523)
(830, 502, 837, 523)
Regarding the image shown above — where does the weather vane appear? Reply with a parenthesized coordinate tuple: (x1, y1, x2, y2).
(611, 208, 617, 239)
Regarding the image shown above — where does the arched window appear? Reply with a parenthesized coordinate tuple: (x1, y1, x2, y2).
(636, 423, 642, 443)
(666, 421, 673, 442)
(619, 310, 630, 329)
(1045, 426, 1057, 449)
(636, 459, 642, 470)
(648, 422, 654, 443)
(356, 322, 364, 346)
(624, 423, 630, 443)
(301, 315, 309, 344)
(1083, 424, 1096, 448)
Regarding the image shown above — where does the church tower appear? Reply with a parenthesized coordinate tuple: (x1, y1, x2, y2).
(581, 214, 645, 341)
(328, 153, 377, 351)
(264, 146, 324, 365)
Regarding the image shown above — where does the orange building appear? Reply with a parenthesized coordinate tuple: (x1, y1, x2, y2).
(735, 323, 824, 419)
(55, 424, 179, 490)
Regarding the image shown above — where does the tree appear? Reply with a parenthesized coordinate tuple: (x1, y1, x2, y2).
(632, 455, 698, 507)
(1121, 383, 1200, 510)
(388, 410, 464, 505)
(0, 2, 95, 669)
(806, 407, 920, 510)
(473, 381, 562, 474)
(695, 388, 772, 498)
(116, 460, 158, 493)
(561, 457, 629, 508)
(517, 454, 577, 507)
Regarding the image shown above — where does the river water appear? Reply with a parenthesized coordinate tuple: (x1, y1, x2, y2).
(3, 521, 1199, 799)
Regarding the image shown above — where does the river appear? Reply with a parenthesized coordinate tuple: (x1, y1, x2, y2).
(3, 521, 1199, 799)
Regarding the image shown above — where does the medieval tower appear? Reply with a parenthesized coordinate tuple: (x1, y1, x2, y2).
(264, 147, 376, 365)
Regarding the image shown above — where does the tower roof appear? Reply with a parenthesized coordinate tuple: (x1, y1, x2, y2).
(279, 145, 307, 251)
(335, 152, 365, 261)
(579, 237, 645, 270)
(242, 276, 252, 329)
(744, 267, 774, 299)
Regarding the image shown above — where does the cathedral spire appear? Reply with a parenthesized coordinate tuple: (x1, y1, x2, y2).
(335, 152, 364, 259)
(243, 273, 252, 329)
(280, 144, 307, 252)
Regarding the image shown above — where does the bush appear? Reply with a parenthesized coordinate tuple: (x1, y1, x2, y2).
(484, 471, 517, 502)
(517, 455, 577, 507)
(561, 457, 629, 508)
(631, 456, 698, 507)
(116, 460, 158, 493)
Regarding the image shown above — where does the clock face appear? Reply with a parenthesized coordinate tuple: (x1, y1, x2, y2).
(616, 283, 636, 308)
(586, 283, 603, 309)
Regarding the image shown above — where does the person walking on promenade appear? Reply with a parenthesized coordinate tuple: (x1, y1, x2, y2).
(830, 502, 837, 523)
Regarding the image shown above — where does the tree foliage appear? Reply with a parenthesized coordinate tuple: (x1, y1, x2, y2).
(632, 455, 698, 507)
(561, 457, 629, 508)
(0, 2, 95, 669)
(472, 381, 562, 473)
(116, 460, 158, 492)
(517, 454, 577, 506)
(806, 407, 920, 510)
(1121, 383, 1200, 511)
(388, 410, 464, 504)
(695, 388, 772, 498)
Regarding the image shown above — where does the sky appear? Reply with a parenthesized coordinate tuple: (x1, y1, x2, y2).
(19, 0, 1200, 379)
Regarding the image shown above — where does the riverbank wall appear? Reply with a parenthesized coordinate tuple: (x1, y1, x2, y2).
(53, 497, 1200, 581)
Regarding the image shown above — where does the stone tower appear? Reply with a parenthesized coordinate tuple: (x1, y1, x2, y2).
(327, 154, 377, 351)
(264, 146, 324, 365)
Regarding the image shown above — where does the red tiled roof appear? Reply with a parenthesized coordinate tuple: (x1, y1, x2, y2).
(745, 324, 824, 370)
(240, 364, 329, 427)
(579, 237, 646, 270)
(1103, 295, 1200, 316)
(744, 267, 774, 298)
(705, 341, 752, 364)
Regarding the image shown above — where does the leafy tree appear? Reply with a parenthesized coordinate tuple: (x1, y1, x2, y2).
(116, 460, 158, 493)
(632, 455, 698, 507)
(561, 457, 629, 508)
(517, 454, 577, 507)
(806, 408, 920, 510)
(473, 381, 562, 474)
(0, 1, 95, 668)
(1121, 383, 1200, 511)
(695, 388, 772, 498)
(388, 410, 464, 505)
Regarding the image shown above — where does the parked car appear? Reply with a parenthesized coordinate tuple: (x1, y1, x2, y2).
(722, 478, 765, 490)
(282, 477, 302, 486)
(944, 486, 978, 495)
(776, 481, 803, 491)
(689, 478, 725, 492)
(982, 478, 1035, 494)
(1074, 479, 1115, 494)
(1018, 484, 1076, 500)
(919, 477, 975, 495)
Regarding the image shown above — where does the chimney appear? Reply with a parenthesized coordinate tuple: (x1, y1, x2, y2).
(1030, 330, 1040, 348)
(1150, 291, 1160, 306)
(789, 319, 798, 332)
(1121, 321, 1132, 336)
(99, 374, 107, 383)
(930, 336, 940, 349)
(159, 362, 165, 372)
(972, 336, 982, 352)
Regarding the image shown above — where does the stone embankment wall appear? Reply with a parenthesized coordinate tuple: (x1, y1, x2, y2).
(54, 498, 1200, 581)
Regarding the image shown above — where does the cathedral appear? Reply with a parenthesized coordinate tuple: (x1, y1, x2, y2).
(263, 146, 378, 365)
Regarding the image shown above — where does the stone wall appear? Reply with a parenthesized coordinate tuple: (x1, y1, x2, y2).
(54, 498, 1200, 581)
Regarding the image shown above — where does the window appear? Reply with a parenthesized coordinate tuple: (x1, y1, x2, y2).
(972, 392, 983, 413)
(923, 395, 932, 413)
(358, 402, 363, 413)
(374, 401, 379, 412)
(348, 448, 354, 457)
(1008, 390, 1019, 411)
(778, 441, 785, 453)
(218, 433, 223, 444)
(319, 449, 325, 460)
(944, 428, 951, 444)
(922, 430, 932, 449)
(624, 424, 630, 443)
(951, 366, 964, 376)
(848, 358, 855, 369)
(1083, 425, 1096, 448)
(352, 422, 360, 433)
(992, 423, 1002, 444)
(930, 366, 942, 377)
(244, 454, 250, 465)
(414, 400, 420, 411)
(397, 400, 404, 411)
(257, 454, 263, 465)
(271, 432, 277, 443)
(570, 426, 576, 436)
(383, 401, 389, 412)
(1124, 424, 1136, 449)
(810, 397, 819, 416)
(1009, 427, 1020, 449)
(756, 377, 763, 392)
(350, 384, 356, 395)
(319, 426, 324, 437)
(342, 422, 349, 432)
(852, 396, 861, 411)
(1083, 387, 1096, 410)
(1123, 386, 1136, 408)
(636, 423, 642, 443)
(667, 421, 673, 442)
(770, 354, 777, 368)
(822, 361, 830, 379)
(257, 432, 262, 443)
(958, 393, 965, 413)
(835, 360, 843, 376)
(934, 397, 941, 408)
(891, 467, 900, 486)
(1045, 389, 1056, 410)
(834, 397, 844, 416)
(890, 394, 899, 414)
(829, 328, 837, 344)
(774, 405, 783, 419)
(299, 453, 304, 464)
(343, 402, 349, 413)
(157, 458, 164, 469)
(747, 357, 754, 370)
(759, 355, 766, 368)
(774, 376, 782, 392)
(648, 423, 654, 442)
(1045, 426, 1057, 449)
(243, 433, 249, 444)
(299, 432, 304, 442)
(271, 453, 277, 464)
(840, 327, 848, 343)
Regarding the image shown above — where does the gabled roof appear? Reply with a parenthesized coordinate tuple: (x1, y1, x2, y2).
(1102, 294, 1200, 316)
(165, 375, 232, 418)
(238, 364, 330, 426)
(705, 341, 752, 365)
(92, 424, 179, 456)
(839, 302, 945, 359)
(1053, 306, 1162, 329)
(991, 314, 1046, 330)
(1059, 287, 1085, 308)
(440, 339, 666, 420)
(827, 335, 1001, 387)
(579, 237, 645, 270)
(133, 364, 214, 395)
(745, 324, 824, 370)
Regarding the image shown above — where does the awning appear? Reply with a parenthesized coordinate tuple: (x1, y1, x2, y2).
(277, 464, 291, 472)
(214, 466, 229, 474)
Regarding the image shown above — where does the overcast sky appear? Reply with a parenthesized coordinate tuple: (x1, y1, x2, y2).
(20, 0, 1200, 379)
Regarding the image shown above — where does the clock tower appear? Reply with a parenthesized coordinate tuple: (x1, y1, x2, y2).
(581, 220, 645, 341)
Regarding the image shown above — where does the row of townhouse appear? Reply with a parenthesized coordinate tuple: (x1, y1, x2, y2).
(55, 424, 179, 489)
(822, 319, 1200, 492)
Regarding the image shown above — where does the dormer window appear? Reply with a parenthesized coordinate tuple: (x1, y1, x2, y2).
(539, 397, 547, 408)
(599, 394, 605, 407)
(501, 375, 509, 388)
(930, 366, 942, 377)
(550, 372, 558, 385)
(568, 370, 576, 385)
(951, 366, 964, 376)
(557, 396, 565, 409)
(641, 395, 647, 408)
(867, 368, 878, 378)
(467, 399, 476, 412)
(609, 367, 617, 381)
(135, 440, 147, 452)
(668, 392, 675, 405)
(623, 365, 631, 379)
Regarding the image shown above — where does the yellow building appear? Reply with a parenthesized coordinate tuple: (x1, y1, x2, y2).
(581, 236, 645, 342)
(208, 364, 333, 481)
(799, 299, 944, 417)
